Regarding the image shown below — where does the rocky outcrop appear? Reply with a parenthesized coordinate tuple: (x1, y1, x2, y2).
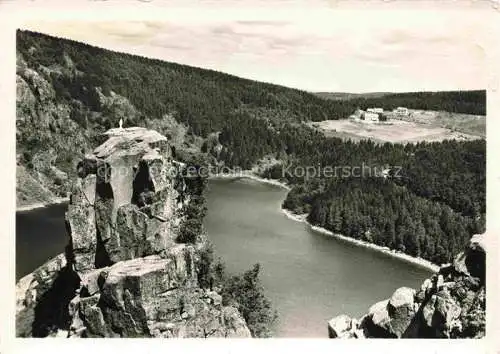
(16, 253, 79, 337)
(328, 233, 487, 339)
(68, 127, 179, 271)
(96, 88, 138, 125)
(16, 128, 251, 338)
(16, 54, 83, 206)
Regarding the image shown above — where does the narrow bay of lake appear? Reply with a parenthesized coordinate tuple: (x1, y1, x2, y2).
(204, 178, 431, 337)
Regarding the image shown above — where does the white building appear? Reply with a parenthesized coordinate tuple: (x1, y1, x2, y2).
(395, 107, 409, 116)
(362, 112, 379, 122)
(367, 108, 384, 114)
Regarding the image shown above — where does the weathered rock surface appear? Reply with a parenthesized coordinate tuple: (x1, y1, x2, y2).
(69, 127, 179, 271)
(328, 233, 487, 339)
(16, 254, 80, 337)
(16, 128, 251, 338)
(328, 315, 355, 338)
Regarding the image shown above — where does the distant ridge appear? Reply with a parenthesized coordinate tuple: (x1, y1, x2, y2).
(314, 92, 392, 100)
(314, 90, 486, 115)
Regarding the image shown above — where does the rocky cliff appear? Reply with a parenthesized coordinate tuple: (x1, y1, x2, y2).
(16, 127, 251, 338)
(328, 233, 486, 339)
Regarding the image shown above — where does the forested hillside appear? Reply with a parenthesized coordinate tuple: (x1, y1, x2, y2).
(17, 30, 354, 138)
(16, 30, 486, 266)
(15, 29, 361, 203)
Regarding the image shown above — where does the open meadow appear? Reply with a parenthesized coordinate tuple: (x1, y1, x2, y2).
(308, 110, 485, 143)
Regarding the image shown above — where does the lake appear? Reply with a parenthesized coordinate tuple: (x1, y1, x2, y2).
(16, 178, 432, 337)
(16, 202, 69, 281)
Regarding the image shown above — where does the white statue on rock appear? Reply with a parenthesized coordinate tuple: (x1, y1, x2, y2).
(119, 118, 123, 129)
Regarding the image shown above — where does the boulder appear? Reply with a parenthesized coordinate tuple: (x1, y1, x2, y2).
(327, 234, 486, 339)
(79, 250, 196, 337)
(206, 291, 223, 307)
(78, 294, 112, 337)
(112, 204, 149, 260)
(16, 254, 80, 338)
(389, 287, 415, 311)
(71, 252, 249, 338)
(222, 306, 253, 338)
(421, 289, 462, 338)
(328, 315, 353, 338)
(16, 75, 37, 115)
(421, 278, 433, 294)
(386, 287, 416, 337)
(141, 150, 171, 192)
(66, 197, 97, 272)
(369, 299, 391, 331)
(453, 233, 486, 282)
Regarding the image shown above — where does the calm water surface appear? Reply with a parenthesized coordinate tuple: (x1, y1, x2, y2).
(16, 203, 69, 280)
(204, 179, 431, 337)
(16, 178, 431, 337)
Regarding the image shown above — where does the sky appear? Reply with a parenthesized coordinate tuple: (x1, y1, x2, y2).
(22, 5, 494, 93)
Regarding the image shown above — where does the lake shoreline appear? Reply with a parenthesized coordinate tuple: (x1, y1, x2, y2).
(212, 173, 440, 273)
(16, 197, 69, 212)
(281, 207, 440, 273)
(209, 172, 291, 191)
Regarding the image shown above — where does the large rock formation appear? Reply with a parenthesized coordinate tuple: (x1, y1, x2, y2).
(16, 128, 251, 338)
(328, 233, 486, 339)
(68, 127, 180, 271)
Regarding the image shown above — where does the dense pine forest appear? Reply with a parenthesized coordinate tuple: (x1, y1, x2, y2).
(16, 30, 486, 267)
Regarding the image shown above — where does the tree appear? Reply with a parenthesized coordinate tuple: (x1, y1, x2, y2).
(220, 264, 278, 337)
(197, 243, 214, 289)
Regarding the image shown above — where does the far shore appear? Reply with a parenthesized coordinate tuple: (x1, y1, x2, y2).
(282, 207, 440, 273)
(212, 173, 440, 273)
(16, 197, 69, 212)
(209, 172, 291, 191)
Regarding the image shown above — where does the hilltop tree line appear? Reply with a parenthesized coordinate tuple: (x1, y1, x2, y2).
(17, 30, 349, 137)
(18, 30, 485, 141)
(338, 91, 486, 116)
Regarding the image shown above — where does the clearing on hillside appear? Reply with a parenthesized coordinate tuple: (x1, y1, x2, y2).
(308, 110, 485, 143)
